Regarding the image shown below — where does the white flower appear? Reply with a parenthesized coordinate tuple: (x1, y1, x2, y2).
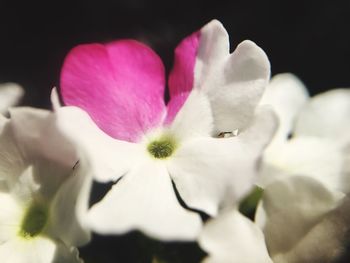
(0, 83, 24, 114)
(259, 73, 350, 192)
(256, 73, 350, 262)
(55, 20, 277, 240)
(0, 108, 91, 263)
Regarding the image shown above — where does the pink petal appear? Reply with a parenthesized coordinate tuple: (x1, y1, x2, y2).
(165, 31, 200, 124)
(60, 40, 166, 142)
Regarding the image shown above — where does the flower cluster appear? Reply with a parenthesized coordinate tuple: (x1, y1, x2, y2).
(0, 20, 349, 262)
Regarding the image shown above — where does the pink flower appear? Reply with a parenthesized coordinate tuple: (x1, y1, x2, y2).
(56, 20, 277, 240)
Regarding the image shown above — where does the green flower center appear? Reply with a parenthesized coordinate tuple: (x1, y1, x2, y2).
(19, 203, 48, 239)
(147, 137, 176, 159)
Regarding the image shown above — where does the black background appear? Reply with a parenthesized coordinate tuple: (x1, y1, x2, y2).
(1, 0, 349, 262)
(0, 0, 350, 108)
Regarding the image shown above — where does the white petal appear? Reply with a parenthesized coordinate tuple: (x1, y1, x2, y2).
(199, 210, 272, 263)
(294, 89, 350, 143)
(260, 73, 309, 145)
(255, 176, 345, 263)
(196, 20, 230, 66)
(55, 106, 143, 182)
(0, 116, 25, 182)
(169, 89, 213, 141)
(169, 107, 277, 216)
(50, 87, 62, 111)
(0, 192, 22, 243)
(0, 83, 24, 114)
(0, 237, 82, 263)
(48, 162, 92, 247)
(9, 166, 39, 203)
(8, 108, 79, 200)
(87, 160, 202, 241)
(194, 24, 270, 133)
(9, 107, 77, 168)
(260, 136, 346, 192)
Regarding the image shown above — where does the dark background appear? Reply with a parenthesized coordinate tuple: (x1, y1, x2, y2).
(0, 0, 350, 108)
(1, 0, 349, 262)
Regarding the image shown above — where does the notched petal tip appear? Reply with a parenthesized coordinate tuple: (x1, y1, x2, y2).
(233, 40, 271, 80)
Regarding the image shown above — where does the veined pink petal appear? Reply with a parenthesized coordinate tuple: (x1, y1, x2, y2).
(60, 40, 166, 142)
(165, 31, 200, 124)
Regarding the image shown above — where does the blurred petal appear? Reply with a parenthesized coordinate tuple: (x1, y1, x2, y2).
(199, 210, 272, 263)
(0, 192, 22, 243)
(256, 176, 345, 263)
(0, 116, 25, 182)
(260, 73, 309, 145)
(0, 237, 82, 263)
(294, 89, 350, 143)
(60, 41, 166, 142)
(260, 136, 346, 192)
(50, 87, 62, 111)
(0, 83, 24, 114)
(88, 160, 202, 241)
(169, 107, 277, 216)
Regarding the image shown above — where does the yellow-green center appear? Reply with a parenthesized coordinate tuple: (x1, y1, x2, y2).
(147, 138, 176, 159)
(19, 203, 48, 239)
